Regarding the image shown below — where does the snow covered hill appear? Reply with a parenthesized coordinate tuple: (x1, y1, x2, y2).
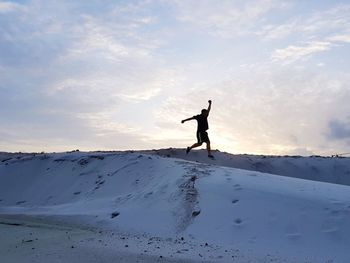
(142, 148, 350, 186)
(1, 150, 350, 262)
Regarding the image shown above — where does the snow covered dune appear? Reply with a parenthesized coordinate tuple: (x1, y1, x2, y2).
(1, 151, 350, 262)
(144, 148, 350, 186)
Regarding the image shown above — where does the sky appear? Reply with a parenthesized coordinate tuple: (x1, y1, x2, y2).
(1, 0, 350, 155)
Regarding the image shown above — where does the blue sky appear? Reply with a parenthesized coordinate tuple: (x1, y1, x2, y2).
(1, 0, 350, 155)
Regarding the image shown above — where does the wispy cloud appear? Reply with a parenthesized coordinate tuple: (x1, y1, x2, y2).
(173, 0, 290, 38)
(0, 0, 171, 151)
(0, 1, 25, 13)
(264, 4, 350, 64)
(328, 34, 350, 43)
(260, 4, 350, 39)
(271, 31, 350, 64)
(258, 20, 299, 40)
(271, 41, 332, 64)
(119, 88, 162, 102)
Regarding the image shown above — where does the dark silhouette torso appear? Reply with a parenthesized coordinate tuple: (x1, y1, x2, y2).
(194, 114, 209, 132)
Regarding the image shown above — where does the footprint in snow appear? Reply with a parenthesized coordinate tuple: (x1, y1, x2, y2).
(285, 232, 301, 240)
(249, 238, 257, 244)
(234, 184, 243, 191)
(144, 192, 153, 198)
(330, 200, 344, 206)
(192, 210, 201, 217)
(329, 210, 340, 215)
(234, 218, 243, 225)
(111, 212, 120, 219)
(322, 226, 339, 234)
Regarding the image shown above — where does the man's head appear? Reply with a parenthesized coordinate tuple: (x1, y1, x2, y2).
(201, 109, 208, 116)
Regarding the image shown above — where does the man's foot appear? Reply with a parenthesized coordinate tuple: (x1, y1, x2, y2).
(208, 154, 214, 159)
(186, 147, 191, 154)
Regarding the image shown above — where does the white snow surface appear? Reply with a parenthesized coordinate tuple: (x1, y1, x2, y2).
(1, 149, 350, 262)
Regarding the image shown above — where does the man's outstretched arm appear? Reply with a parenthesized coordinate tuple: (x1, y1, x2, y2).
(181, 117, 195, 124)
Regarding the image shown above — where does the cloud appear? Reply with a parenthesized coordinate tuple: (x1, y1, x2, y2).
(259, 20, 299, 40)
(0, 118, 151, 153)
(0, 1, 25, 13)
(173, 0, 290, 38)
(261, 4, 350, 64)
(260, 4, 350, 40)
(0, 0, 176, 151)
(171, 1, 349, 43)
(271, 41, 332, 64)
(328, 34, 350, 43)
(119, 88, 162, 102)
(328, 119, 350, 141)
(301, 4, 350, 34)
(63, 14, 157, 61)
(271, 30, 350, 63)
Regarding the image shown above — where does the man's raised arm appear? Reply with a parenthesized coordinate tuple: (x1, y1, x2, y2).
(207, 100, 212, 114)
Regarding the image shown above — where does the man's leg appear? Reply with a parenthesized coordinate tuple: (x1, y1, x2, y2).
(186, 142, 202, 154)
(190, 142, 202, 149)
(206, 142, 212, 156)
(187, 131, 204, 154)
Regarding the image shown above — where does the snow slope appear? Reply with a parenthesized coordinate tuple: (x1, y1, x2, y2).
(142, 148, 350, 186)
(1, 150, 350, 262)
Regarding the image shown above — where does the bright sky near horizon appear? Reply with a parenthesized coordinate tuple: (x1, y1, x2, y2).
(1, 0, 350, 155)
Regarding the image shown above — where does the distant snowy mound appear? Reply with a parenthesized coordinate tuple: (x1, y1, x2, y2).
(143, 148, 350, 186)
(1, 150, 350, 262)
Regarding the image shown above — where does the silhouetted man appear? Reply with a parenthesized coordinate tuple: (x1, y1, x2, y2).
(181, 100, 214, 159)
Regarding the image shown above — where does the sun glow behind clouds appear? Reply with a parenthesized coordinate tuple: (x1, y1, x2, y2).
(0, 0, 350, 155)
